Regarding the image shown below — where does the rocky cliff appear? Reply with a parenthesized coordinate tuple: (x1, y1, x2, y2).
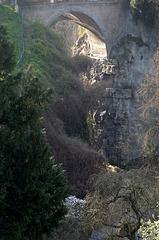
(73, 12, 157, 164)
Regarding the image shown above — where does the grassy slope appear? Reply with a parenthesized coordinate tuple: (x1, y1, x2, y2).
(0, 4, 107, 198)
(0, 5, 23, 62)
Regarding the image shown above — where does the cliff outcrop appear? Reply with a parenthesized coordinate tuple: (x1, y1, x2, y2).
(73, 12, 157, 164)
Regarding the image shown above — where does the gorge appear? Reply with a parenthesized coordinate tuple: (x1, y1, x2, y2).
(19, 0, 158, 165)
(52, 8, 157, 165)
(0, 1, 159, 239)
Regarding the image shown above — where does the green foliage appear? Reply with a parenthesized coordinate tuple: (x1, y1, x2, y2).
(0, 25, 16, 75)
(130, 0, 159, 28)
(0, 5, 23, 62)
(139, 218, 159, 239)
(0, 5, 105, 200)
(0, 25, 69, 240)
(78, 26, 86, 38)
(22, 21, 68, 86)
(0, 6, 92, 144)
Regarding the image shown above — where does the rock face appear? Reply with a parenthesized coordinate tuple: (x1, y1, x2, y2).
(77, 13, 157, 163)
(90, 228, 129, 240)
(53, 11, 157, 163)
(88, 58, 135, 163)
(73, 32, 90, 57)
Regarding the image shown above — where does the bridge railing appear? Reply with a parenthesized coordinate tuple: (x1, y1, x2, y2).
(17, 0, 124, 4)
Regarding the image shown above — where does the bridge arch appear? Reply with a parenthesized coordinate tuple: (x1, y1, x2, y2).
(46, 5, 108, 59)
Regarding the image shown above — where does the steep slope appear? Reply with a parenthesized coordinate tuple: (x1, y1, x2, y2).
(0, 4, 107, 198)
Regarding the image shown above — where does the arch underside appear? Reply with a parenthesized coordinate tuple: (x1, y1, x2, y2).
(49, 11, 107, 59)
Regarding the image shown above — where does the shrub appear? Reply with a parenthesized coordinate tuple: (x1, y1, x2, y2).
(130, 0, 159, 28)
(85, 168, 159, 239)
(0, 25, 69, 240)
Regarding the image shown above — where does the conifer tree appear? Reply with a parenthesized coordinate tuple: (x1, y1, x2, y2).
(0, 25, 69, 240)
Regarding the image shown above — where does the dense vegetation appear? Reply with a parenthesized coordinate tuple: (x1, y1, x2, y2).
(0, 3, 106, 201)
(0, 25, 69, 239)
(0, 3, 102, 239)
(130, 0, 159, 28)
(1, 2, 159, 240)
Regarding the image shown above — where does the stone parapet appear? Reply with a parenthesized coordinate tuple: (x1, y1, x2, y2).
(18, 0, 50, 3)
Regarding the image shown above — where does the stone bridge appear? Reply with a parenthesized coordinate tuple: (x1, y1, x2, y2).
(20, 1, 129, 58)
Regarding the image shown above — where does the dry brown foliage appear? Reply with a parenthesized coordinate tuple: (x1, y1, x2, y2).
(85, 168, 159, 239)
(42, 106, 107, 198)
(137, 46, 159, 162)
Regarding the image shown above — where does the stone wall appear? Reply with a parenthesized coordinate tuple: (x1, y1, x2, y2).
(0, 0, 10, 3)
(21, 1, 129, 58)
(17, 0, 50, 3)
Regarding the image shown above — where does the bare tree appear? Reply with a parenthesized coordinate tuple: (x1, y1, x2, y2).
(85, 168, 159, 240)
(137, 46, 159, 162)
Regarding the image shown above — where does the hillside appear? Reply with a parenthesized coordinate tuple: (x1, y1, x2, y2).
(0, 4, 107, 198)
(2, 3, 159, 240)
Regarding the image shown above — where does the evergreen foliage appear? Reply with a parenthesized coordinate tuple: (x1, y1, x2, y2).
(0, 25, 16, 75)
(0, 25, 69, 240)
(0, 4, 106, 199)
